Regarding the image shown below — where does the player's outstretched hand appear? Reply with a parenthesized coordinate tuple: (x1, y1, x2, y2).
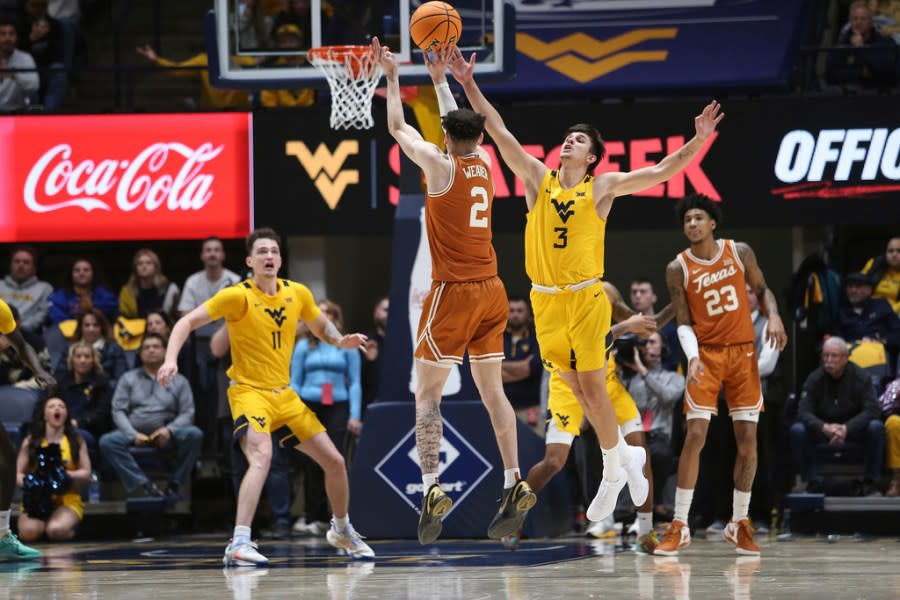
(157, 361, 178, 388)
(623, 314, 657, 338)
(424, 44, 454, 81)
(371, 37, 397, 78)
(339, 333, 368, 351)
(694, 100, 724, 141)
(447, 46, 475, 84)
(765, 315, 788, 351)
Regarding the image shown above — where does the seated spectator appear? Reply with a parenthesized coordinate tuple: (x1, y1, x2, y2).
(502, 295, 542, 433)
(0, 16, 39, 112)
(16, 0, 65, 110)
(881, 376, 900, 495)
(289, 299, 360, 535)
(826, 1, 898, 89)
(53, 341, 112, 457)
(15, 396, 90, 542)
(48, 258, 118, 325)
(71, 308, 128, 387)
(621, 331, 685, 517)
(838, 271, 900, 363)
(118, 249, 180, 319)
(271, 0, 314, 44)
(235, 0, 280, 50)
(138, 309, 190, 375)
(790, 337, 885, 495)
(0, 246, 52, 334)
(258, 24, 316, 108)
(99, 333, 202, 500)
(135, 45, 253, 110)
(861, 236, 900, 315)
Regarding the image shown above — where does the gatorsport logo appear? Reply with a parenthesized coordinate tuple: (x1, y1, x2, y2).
(285, 140, 359, 209)
(517, 29, 678, 83)
(374, 420, 493, 515)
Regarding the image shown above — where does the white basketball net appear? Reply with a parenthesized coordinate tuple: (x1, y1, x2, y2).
(309, 46, 383, 130)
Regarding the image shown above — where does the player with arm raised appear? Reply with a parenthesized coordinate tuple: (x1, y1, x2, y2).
(372, 38, 535, 545)
(158, 228, 374, 566)
(448, 47, 721, 523)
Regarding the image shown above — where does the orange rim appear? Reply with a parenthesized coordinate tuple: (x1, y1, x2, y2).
(308, 45, 372, 62)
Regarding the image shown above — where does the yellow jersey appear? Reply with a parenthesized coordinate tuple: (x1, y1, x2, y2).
(205, 279, 320, 389)
(0, 299, 14, 334)
(525, 169, 606, 287)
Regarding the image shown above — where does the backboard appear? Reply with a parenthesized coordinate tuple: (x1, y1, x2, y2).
(205, 0, 515, 89)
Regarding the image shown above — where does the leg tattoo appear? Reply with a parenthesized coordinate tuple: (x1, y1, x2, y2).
(416, 400, 443, 476)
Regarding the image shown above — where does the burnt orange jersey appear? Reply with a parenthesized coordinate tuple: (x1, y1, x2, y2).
(677, 239, 755, 346)
(426, 152, 497, 282)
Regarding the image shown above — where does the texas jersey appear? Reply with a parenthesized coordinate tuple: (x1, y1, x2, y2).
(677, 239, 755, 346)
(426, 152, 496, 282)
(205, 279, 320, 389)
(525, 169, 606, 287)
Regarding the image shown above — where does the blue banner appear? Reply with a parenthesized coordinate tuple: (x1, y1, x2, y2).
(484, 0, 808, 97)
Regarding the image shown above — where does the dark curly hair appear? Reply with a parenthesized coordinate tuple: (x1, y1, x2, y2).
(675, 193, 723, 226)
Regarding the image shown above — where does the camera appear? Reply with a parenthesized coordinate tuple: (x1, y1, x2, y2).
(612, 333, 646, 360)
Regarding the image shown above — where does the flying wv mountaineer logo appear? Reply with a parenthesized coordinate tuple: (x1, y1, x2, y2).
(264, 306, 287, 327)
(285, 141, 359, 209)
(551, 199, 575, 223)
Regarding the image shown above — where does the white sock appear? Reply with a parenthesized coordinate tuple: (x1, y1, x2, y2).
(423, 473, 439, 489)
(601, 444, 622, 477)
(637, 511, 653, 537)
(674, 487, 694, 524)
(732, 489, 751, 523)
(0, 509, 9, 537)
(233, 525, 251, 545)
(503, 468, 520, 489)
(333, 514, 349, 532)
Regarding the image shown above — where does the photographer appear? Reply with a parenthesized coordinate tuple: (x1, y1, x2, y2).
(99, 333, 203, 500)
(619, 331, 685, 516)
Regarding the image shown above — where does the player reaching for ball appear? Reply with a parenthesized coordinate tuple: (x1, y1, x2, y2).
(448, 47, 723, 526)
(372, 37, 535, 545)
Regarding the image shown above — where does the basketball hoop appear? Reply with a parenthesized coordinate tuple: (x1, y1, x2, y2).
(308, 45, 383, 130)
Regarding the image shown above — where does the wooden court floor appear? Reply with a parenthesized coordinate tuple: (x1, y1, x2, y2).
(2, 533, 899, 599)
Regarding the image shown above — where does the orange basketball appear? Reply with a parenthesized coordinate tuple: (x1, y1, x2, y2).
(409, 1, 462, 51)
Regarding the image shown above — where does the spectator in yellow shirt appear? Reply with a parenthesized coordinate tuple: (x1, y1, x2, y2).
(862, 236, 900, 314)
(258, 23, 315, 108)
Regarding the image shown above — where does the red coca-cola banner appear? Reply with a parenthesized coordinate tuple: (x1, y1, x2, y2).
(0, 114, 251, 242)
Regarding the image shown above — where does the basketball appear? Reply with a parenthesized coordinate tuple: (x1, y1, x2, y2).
(409, 1, 462, 51)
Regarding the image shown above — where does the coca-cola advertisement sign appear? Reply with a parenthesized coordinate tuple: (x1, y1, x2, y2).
(0, 114, 251, 241)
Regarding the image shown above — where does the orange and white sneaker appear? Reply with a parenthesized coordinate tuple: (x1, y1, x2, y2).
(724, 518, 761, 556)
(654, 520, 691, 556)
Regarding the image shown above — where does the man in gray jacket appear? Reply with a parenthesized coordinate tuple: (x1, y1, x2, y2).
(0, 247, 52, 333)
(621, 331, 685, 515)
(99, 333, 203, 499)
(790, 336, 885, 495)
(0, 18, 38, 111)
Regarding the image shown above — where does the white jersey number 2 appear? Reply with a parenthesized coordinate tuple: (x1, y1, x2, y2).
(469, 186, 489, 229)
(703, 284, 740, 317)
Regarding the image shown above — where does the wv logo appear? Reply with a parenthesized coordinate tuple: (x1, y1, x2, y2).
(551, 199, 575, 223)
(264, 306, 287, 327)
(517, 29, 678, 83)
(286, 140, 359, 209)
(555, 413, 570, 428)
(251, 416, 266, 429)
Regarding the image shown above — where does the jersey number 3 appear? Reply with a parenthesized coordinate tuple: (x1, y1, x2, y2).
(703, 284, 739, 317)
(469, 186, 489, 229)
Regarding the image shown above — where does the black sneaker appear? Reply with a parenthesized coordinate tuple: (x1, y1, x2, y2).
(487, 480, 537, 539)
(417, 484, 453, 545)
